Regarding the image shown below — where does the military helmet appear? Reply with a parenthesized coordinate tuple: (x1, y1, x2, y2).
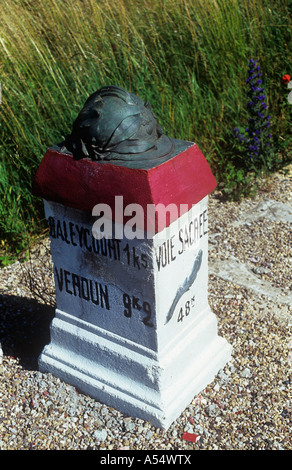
(65, 85, 174, 165)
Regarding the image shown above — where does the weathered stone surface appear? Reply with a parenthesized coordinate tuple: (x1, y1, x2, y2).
(210, 256, 292, 305)
(234, 199, 292, 225)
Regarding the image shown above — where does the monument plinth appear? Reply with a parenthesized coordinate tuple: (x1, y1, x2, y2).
(33, 86, 232, 429)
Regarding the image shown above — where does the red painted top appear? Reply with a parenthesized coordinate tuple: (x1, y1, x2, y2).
(33, 143, 216, 233)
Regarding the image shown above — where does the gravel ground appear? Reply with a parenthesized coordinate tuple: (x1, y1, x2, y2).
(0, 167, 291, 451)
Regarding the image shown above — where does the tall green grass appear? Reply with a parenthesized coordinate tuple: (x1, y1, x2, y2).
(0, 0, 291, 260)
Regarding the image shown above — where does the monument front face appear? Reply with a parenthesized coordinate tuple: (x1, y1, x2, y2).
(34, 85, 231, 429)
(44, 200, 157, 351)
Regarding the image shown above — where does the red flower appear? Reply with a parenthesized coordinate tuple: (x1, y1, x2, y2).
(282, 74, 291, 84)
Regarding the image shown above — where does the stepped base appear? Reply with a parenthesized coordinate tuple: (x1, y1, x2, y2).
(39, 307, 232, 429)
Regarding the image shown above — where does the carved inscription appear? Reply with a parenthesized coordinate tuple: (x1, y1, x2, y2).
(47, 217, 149, 270)
(123, 294, 153, 327)
(155, 209, 207, 271)
(54, 265, 154, 327)
(48, 216, 121, 260)
(54, 266, 110, 310)
(48, 216, 155, 327)
(177, 294, 196, 323)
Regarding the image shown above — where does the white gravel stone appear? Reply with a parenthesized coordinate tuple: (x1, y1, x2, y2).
(93, 429, 107, 442)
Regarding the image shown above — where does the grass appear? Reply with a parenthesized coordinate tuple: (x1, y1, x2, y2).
(0, 0, 291, 263)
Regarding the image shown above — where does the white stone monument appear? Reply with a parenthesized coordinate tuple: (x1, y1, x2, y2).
(33, 86, 231, 429)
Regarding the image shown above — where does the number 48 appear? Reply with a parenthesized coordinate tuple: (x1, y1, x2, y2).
(177, 296, 195, 323)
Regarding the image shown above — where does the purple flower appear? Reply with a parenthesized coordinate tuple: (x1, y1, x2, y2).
(234, 58, 273, 163)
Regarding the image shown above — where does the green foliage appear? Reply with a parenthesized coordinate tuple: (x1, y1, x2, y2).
(0, 0, 291, 259)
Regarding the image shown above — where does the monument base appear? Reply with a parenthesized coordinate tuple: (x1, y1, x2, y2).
(39, 306, 231, 429)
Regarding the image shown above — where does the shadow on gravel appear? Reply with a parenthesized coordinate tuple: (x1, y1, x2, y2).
(0, 294, 54, 370)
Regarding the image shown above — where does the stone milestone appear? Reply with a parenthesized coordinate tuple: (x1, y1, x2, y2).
(33, 86, 232, 429)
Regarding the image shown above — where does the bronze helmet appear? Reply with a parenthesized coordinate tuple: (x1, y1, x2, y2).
(64, 85, 175, 166)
